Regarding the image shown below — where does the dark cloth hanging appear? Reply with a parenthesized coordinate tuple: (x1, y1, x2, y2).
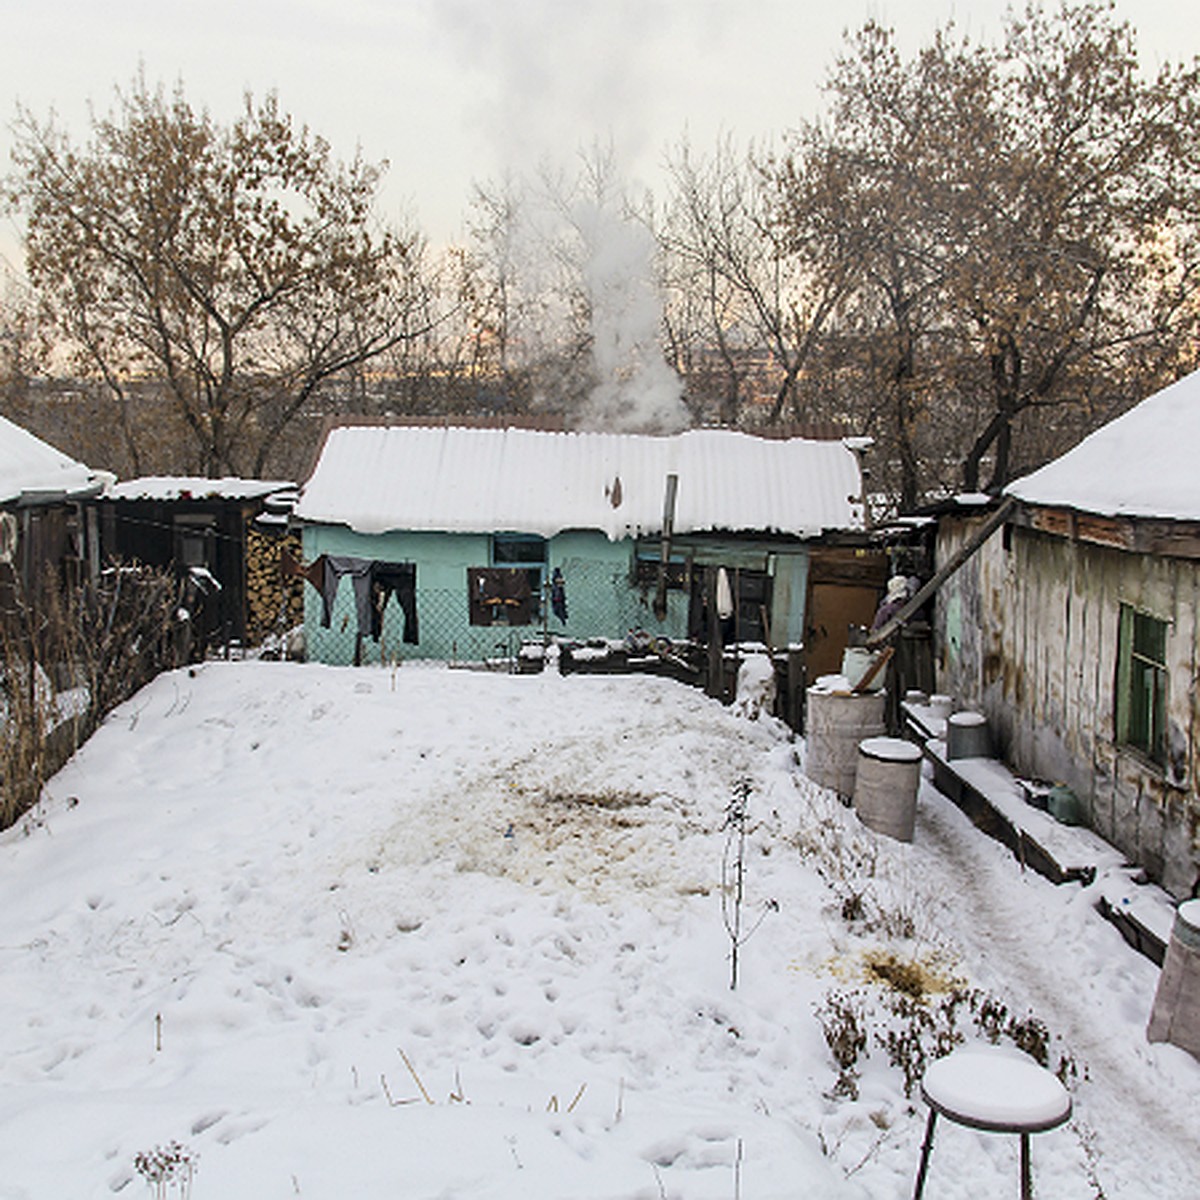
(369, 561, 419, 644)
(321, 556, 375, 635)
(550, 567, 568, 624)
(280, 546, 326, 593)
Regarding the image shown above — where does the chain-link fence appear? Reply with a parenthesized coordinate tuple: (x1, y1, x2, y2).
(302, 556, 694, 668)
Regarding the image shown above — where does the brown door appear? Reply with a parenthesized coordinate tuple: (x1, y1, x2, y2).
(804, 582, 881, 681)
(803, 548, 890, 683)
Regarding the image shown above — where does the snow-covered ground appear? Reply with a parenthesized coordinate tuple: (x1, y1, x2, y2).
(0, 660, 1196, 1199)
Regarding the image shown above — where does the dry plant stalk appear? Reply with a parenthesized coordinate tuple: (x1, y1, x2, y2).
(0, 562, 180, 830)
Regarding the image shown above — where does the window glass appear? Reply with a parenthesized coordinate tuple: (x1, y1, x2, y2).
(1117, 604, 1168, 766)
(492, 534, 546, 566)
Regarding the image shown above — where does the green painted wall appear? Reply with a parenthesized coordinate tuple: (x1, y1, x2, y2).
(300, 525, 693, 665)
(300, 524, 811, 666)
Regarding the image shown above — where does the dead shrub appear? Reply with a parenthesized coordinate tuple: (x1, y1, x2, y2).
(1, 562, 180, 829)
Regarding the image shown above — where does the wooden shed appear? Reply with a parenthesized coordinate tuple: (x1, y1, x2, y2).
(935, 371, 1200, 898)
(0, 413, 107, 617)
(98, 477, 297, 655)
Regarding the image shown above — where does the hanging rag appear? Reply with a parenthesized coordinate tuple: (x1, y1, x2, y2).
(321, 556, 375, 635)
(550, 567, 568, 624)
(280, 546, 326, 593)
(369, 561, 419, 644)
(716, 566, 734, 621)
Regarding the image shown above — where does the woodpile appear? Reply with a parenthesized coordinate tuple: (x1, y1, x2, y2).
(246, 526, 304, 643)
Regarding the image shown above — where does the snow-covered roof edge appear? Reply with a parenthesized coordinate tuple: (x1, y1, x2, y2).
(0, 413, 108, 506)
(104, 476, 297, 503)
(294, 423, 866, 540)
(1005, 369, 1200, 522)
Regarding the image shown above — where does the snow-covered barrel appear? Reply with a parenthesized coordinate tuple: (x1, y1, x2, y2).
(946, 710, 990, 759)
(853, 736, 923, 842)
(805, 683, 887, 798)
(1147, 899, 1200, 1059)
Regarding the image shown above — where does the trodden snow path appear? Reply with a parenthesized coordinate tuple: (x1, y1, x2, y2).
(0, 660, 1195, 1199)
(907, 776, 1200, 1199)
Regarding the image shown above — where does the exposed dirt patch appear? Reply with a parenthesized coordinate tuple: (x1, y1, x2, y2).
(860, 949, 962, 999)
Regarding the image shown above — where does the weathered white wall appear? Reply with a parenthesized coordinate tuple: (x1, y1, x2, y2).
(936, 513, 1200, 898)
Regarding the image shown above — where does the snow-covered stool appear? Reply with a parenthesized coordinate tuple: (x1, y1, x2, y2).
(912, 1044, 1072, 1200)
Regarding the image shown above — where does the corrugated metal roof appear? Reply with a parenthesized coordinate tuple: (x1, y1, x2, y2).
(1006, 368, 1200, 521)
(106, 477, 296, 502)
(0, 413, 105, 505)
(294, 424, 865, 539)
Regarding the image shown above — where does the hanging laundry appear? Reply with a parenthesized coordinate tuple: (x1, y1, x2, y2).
(369, 561, 419, 644)
(550, 567, 568, 624)
(321, 556, 375, 635)
(716, 566, 734, 621)
(280, 546, 326, 593)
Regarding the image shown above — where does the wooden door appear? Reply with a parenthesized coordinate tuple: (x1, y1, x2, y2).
(803, 548, 890, 683)
(804, 582, 881, 681)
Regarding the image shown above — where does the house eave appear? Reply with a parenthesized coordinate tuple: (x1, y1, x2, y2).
(1010, 501, 1200, 561)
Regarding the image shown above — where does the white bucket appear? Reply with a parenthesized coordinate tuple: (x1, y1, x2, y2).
(841, 647, 885, 692)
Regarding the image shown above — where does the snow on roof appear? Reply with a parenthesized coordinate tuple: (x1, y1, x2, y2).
(106, 476, 296, 502)
(1006, 369, 1200, 521)
(0, 413, 106, 505)
(293, 424, 865, 539)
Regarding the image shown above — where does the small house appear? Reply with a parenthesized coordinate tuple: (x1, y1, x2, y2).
(935, 369, 1200, 898)
(292, 421, 879, 691)
(0, 412, 108, 613)
(98, 476, 298, 654)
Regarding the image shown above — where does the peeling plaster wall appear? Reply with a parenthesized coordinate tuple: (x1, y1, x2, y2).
(936, 513, 1200, 898)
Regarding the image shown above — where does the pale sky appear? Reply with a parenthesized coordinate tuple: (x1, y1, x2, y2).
(2, 0, 1198, 273)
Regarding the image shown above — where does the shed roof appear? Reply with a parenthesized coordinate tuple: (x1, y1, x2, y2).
(1006, 369, 1200, 521)
(105, 476, 296, 503)
(294, 424, 865, 539)
(0, 413, 106, 505)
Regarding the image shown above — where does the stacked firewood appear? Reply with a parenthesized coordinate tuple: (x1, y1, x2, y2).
(246, 527, 304, 642)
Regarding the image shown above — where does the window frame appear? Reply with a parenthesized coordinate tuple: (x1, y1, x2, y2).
(1115, 602, 1169, 768)
(491, 533, 547, 569)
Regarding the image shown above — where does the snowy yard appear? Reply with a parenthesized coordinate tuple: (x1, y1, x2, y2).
(0, 660, 1197, 1198)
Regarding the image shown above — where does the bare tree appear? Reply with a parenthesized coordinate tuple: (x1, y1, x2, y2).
(7, 75, 428, 478)
(778, 23, 993, 508)
(937, 2, 1200, 491)
(768, 3, 1200, 506)
(664, 135, 860, 428)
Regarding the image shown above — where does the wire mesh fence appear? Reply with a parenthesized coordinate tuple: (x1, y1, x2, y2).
(301, 556, 694, 669)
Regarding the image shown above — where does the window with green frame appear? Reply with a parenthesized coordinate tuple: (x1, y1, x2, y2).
(1115, 603, 1169, 766)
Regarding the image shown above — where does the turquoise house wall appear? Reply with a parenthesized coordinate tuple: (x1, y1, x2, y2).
(768, 552, 809, 649)
(300, 525, 694, 665)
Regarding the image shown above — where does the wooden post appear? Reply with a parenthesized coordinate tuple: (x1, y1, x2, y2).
(653, 474, 679, 621)
(706, 568, 724, 700)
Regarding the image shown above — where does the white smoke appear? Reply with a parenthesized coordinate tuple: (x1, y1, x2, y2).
(571, 193, 689, 434)
(437, 0, 691, 434)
